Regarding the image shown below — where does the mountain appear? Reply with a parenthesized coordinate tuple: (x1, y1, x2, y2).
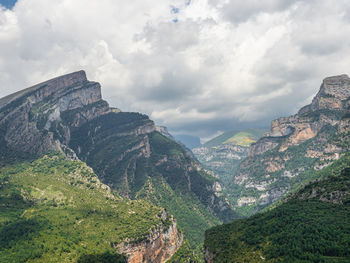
(204, 154, 350, 262)
(0, 153, 182, 263)
(0, 70, 236, 251)
(230, 75, 350, 216)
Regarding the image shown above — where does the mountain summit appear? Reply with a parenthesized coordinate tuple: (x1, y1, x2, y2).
(0, 70, 111, 157)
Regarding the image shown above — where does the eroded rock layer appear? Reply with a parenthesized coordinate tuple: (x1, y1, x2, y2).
(233, 75, 350, 215)
(116, 213, 183, 263)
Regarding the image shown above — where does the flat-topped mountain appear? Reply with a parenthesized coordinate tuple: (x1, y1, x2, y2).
(232, 74, 350, 215)
(0, 71, 236, 252)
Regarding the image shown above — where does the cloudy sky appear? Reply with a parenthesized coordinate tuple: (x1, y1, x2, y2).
(1, 0, 350, 141)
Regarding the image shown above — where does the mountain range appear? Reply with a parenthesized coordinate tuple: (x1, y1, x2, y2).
(1, 71, 350, 262)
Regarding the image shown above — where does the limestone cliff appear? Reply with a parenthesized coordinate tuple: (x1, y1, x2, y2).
(0, 70, 235, 248)
(233, 74, 350, 215)
(116, 212, 183, 263)
(250, 75, 350, 156)
(0, 70, 111, 156)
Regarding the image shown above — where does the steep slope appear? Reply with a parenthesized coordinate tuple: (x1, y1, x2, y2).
(232, 75, 350, 215)
(68, 114, 227, 244)
(0, 153, 182, 263)
(205, 154, 350, 263)
(0, 71, 236, 246)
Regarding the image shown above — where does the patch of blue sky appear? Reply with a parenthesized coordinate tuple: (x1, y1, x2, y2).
(170, 5, 180, 14)
(0, 0, 17, 9)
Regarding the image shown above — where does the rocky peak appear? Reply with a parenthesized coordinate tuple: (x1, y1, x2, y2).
(299, 74, 350, 114)
(250, 74, 350, 156)
(0, 70, 89, 110)
(321, 74, 350, 97)
(0, 70, 109, 156)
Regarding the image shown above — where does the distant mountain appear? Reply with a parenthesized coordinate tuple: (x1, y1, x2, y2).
(203, 130, 265, 148)
(230, 75, 350, 216)
(0, 70, 236, 258)
(192, 130, 264, 208)
(205, 154, 350, 262)
(173, 134, 201, 149)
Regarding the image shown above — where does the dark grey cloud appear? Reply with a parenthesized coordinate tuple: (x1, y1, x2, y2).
(135, 70, 200, 103)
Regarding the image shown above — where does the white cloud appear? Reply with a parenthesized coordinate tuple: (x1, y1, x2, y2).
(1, 0, 350, 139)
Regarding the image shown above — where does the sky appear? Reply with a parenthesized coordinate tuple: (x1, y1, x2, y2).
(1, 0, 350, 141)
(0, 0, 16, 9)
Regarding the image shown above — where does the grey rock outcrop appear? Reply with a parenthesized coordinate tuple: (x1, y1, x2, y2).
(250, 74, 350, 156)
(0, 71, 111, 156)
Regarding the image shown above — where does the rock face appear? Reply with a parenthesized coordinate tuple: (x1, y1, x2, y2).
(204, 248, 214, 263)
(116, 213, 183, 263)
(0, 71, 110, 156)
(233, 75, 350, 215)
(251, 75, 350, 156)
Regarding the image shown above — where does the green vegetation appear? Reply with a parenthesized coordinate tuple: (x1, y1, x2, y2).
(0, 153, 166, 263)
(167, 240, 201, 263)
(223, 131, 260, 147)
(77, 251, 126, 263)
(205, 156, 350, 262)
(204, 129, 265, 148)
(136, 176, 220, 246)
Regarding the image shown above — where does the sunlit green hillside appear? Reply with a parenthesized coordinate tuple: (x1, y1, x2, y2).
(203, 129, 265, 148)
(0, 153, 166, 263)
